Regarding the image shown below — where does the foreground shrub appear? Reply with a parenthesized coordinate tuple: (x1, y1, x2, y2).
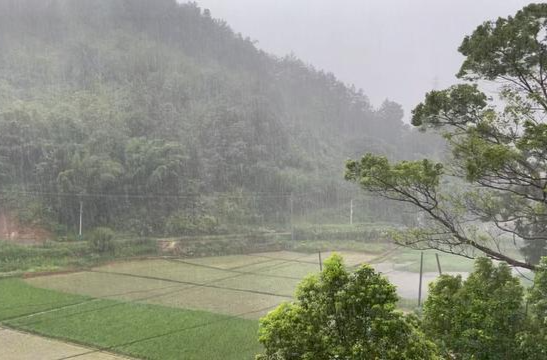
(518, 258, 547, 360)
(257, 254, 439, 359)
(88, 227, 115, 254)
(423, 258, 534, 360)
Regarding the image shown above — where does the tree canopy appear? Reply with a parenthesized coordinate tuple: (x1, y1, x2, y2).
(259, 255, 547, 360)
(346, 4, 547, 270)
(423, 258, 525, 359)
(257, 254, 440, 360)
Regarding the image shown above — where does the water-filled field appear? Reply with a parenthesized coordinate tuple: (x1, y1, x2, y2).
(24, 251, 377, 318)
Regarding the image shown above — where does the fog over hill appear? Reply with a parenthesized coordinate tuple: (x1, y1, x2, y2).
(195, 0, 531, 119)
(0, 0, 440, 235)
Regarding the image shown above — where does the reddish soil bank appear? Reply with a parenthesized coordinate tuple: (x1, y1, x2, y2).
(0, 211, 51, 245)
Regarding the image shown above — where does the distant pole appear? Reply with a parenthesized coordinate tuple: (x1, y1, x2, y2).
(1, 211, 8, 237)
(435, 253, 442, 275)
(318, 251, 323, 271)
(350, 199, 354, 225)
(418, 252, 424, 307)
(290, 193, 294, 241)
(78, 200, 83, 238)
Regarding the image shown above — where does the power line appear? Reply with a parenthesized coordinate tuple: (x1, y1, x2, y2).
(0, 190, 299, 200)
(224, 257, 279, 271)
(513, 266, 534, 282)
(166, 258, 302, 280)
(0, 189, 362, 200)
(245, 253, 324, 266)
(88, 269, 294, 298)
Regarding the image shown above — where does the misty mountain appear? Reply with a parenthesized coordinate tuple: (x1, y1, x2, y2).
(0, 0, 441, 234)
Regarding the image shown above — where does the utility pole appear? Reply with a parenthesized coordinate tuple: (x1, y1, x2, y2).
(435, 253, 442, 275)
(418, 252, 424, 307)
(350, 199, 354, 225)
(78, 200, 83, 239)
(289, 193, 294, 241)
(318, 251, 323, 271)
(1, 211, 8, 237)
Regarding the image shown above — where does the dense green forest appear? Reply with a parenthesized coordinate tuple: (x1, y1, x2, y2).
(0, 0, 442, 237)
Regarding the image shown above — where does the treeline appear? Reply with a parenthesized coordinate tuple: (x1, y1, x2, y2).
(0, 0, 442, 236)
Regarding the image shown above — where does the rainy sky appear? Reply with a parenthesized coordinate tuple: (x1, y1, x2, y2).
(194, 0, 532, 120)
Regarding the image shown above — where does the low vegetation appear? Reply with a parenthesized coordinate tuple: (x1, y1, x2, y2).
(259, 255, 547, 360)
(0, 278, 86, 320)
(0, 279, 261, 360)
(0, 237, 157, 274)
(2, 251, 545, 359)
(0, 223, 393, 275)
(292, 223, 391, 242)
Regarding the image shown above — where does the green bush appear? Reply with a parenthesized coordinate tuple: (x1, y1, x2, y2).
(292, 223, 388, 242)
(166, 213, 221, 236)
(88, 227, 115, 254)
(257, 254, 440, 359)
(115, 237, 157, 257)
(211, 194, 260, 226)
(124, 218, 155, 237)
(423, 258, 526, 359)
(0, 241, 89, 273)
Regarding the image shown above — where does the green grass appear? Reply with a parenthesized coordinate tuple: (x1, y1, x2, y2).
(0, 238, 157, 275)
(0, 241, 89, 274)
(287, 239, 390, 254)
(24, 255, 303, 317)
(0, 278, 261, 360)
(0, 278, 87, 320)
(23, 251, 386, 320)
(0, 250, 444, 359)
(0, 225, 391, 276)
(292, 223, 392, 242)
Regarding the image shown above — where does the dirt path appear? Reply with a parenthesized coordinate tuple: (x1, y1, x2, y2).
(0, 327, 130, 360)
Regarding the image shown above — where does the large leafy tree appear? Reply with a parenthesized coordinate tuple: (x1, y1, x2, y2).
(256, 254, 439, 360)
(346, 4, 547, 270)
(422, 258, 526, 359)
(519, 258, 547, 359)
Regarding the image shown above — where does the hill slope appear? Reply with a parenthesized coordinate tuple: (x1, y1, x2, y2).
(0, 0, 441, 235)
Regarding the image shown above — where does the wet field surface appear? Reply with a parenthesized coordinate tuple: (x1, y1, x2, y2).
(0, 327, 129, 360)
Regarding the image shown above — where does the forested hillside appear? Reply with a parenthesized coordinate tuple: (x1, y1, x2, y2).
(0, 0, 442, 236)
